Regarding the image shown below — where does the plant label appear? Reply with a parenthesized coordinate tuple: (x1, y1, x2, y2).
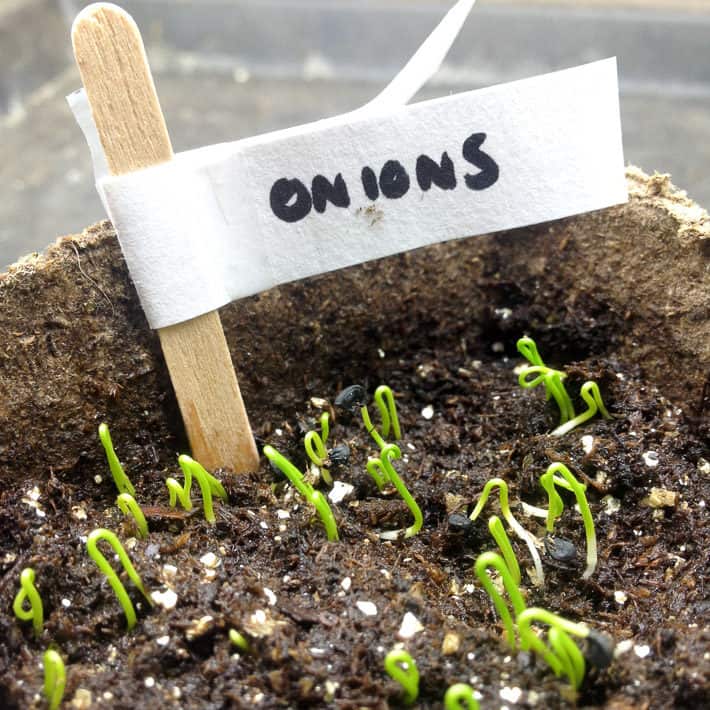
(89, 59, 625, 328)
(70, 2, 626, 331)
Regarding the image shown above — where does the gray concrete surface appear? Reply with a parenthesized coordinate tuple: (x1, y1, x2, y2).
(2, 0, 710, 267)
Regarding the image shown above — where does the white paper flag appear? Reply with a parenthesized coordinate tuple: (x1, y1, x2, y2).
(71, 3, 627, 329)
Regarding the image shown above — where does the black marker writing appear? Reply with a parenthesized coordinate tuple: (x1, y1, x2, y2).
(379, 160, 411, 199)
(312, 173, 350, 214)
(463, 133, 499, 191)
(361, 166, 380, 201)
(269, 131, 499, 223)
(416, 151, 457, 192)
(270, 178, 312, 223)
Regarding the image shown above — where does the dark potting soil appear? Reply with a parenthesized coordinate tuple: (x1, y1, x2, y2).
(1, 340, 708, 709)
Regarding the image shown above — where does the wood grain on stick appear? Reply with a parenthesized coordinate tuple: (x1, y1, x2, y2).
(72, 3, 259, 472)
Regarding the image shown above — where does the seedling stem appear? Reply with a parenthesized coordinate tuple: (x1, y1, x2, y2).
(264, 446, 339, 541)
(517, 337, 575, 425)
(516, 336, 544, 368)
(470, 478, 544, 586)
(304, 412, 333, 485)
(519, 366, 575, 425)
(488, 515, 521, 586)
(369, 444, 423, 538)
(13, 567, 43, 636)
(552, 381, 612, 437)
(384, 649, 419, 705)
(43, 650, 66, 710)
(229, 629, 250, 652)
(444, 683, 480, 710)
(86, 528, 152, 629)
(517, 607, 591, 689)
(374, 385, 401, 440)
(117, 493, 149, 538)
(366, 457, 388, 491)
(361, 405, 386, 450)
(474, 551, 527, 650)
(540, 463, 598, 578)
(98, 423, 136, 496)
(361, 385, 401, 447)
(166, 455, 227, 523)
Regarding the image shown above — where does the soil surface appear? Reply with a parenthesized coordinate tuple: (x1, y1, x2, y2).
(0, 168, 708, 708)
(1, 339, 708, 708)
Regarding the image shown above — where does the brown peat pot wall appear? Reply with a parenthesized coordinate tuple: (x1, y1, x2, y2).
(0, 166, 708, 709)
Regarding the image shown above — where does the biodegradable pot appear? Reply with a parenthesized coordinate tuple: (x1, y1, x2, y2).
(0, 166, 708, 708)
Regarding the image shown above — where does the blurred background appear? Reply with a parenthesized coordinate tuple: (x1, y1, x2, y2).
(2, 0, 709, 267)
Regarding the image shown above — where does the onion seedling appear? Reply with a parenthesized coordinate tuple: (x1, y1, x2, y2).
(265, 445, 312, 499)
(336, 384, 401, 448)
(166, 455, 227, 524)
(384, 649, 419, 705)
(540, 463, 597, 579)
(444, 683, 480, 710)
(367, 444, 423, 538)
(519, 367, 575, 426)
(373, 385, 401, 441)
(366, 456, 388, 492)
(469, 478, 544, 586)
(98, 423, 136, 496)
(517, 336, 545, 368)
(517, 607, 610, 690)
(43, 650, 66, 710)
(117, 493, 149, 539)
(13, 567, 43, 636)
(304, 412, 333, 485)
(488, 515, 520, 587)
(86, 528, 152, 630)
(263, 445, 339, 541)
(229, 629, 250, 652)
(517, 337, 575, 426)
(360, 385, 401, 448)
(474, 551, 527, 650)
(549, 625, 586, 690)
(552, 381, 612, 437)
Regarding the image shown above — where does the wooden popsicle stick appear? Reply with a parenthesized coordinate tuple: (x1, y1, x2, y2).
(72, 3, 259, 473)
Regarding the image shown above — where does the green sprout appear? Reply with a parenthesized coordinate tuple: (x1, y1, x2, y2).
(43, 649, 66, 710)
(487, 515, 520, 587)
(304, 411, 333, 485)
(98, 423, 136, 496)
(517, 337, 575, 426)
(166, 455, 228, 524)
(474, 551, 527, 650)
(540, 463, 598, 579)
(229, 629, 250, 652)
(366, 456, 388, 492)
(517, 335, 545, 368)
(13, 567, 43, 636)
(117, 493, 149, 539)
(367, 444, 423, 538)
(552, 381, 612, 437)
(518, 366, 575, 426)
(444, 683, 480, 710)
(264, 445, 339, 541)
(550, 625, 586, 690)
(469, 478, 544, 586)
(517, 607, 592, 690)
(86, 528, 152, 630)
(361, 385, 401, 448)
(384, 649, 419, 705)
